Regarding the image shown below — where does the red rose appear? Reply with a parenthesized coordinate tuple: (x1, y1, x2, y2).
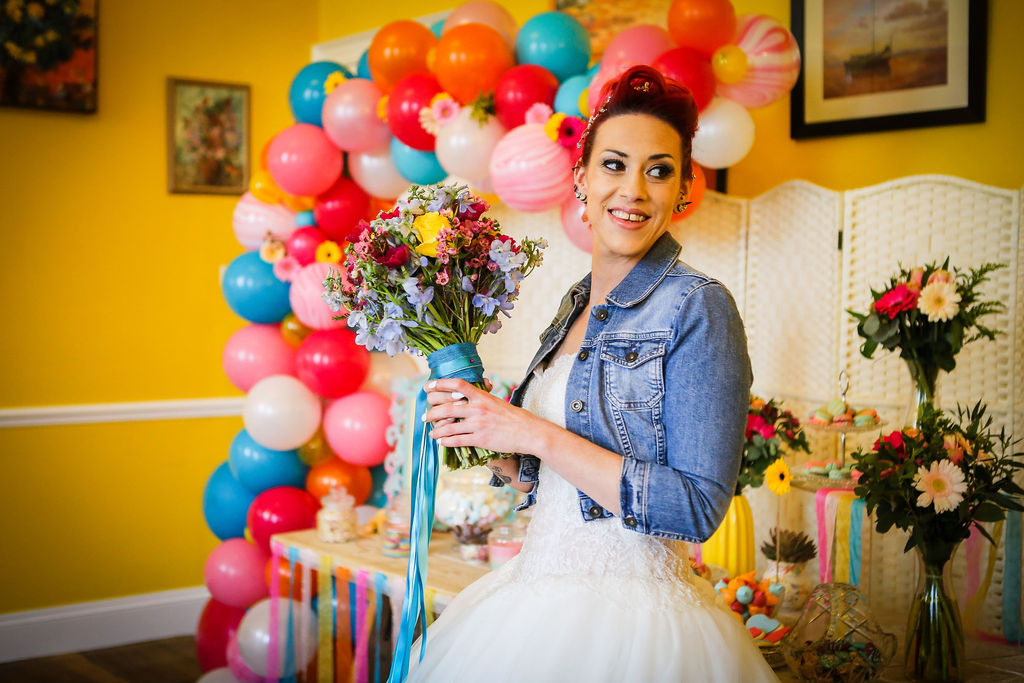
(746, 414, 775, 441)
(378, 208, 401, 220)
(345, 219, 371, 243)
(873, 284, 918, 319)
(375, 244, 409, 269)
(459, 201, 487, 221)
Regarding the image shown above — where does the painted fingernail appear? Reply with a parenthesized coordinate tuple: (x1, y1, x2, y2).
(421, 413, 427, 422)
(426, 381, 436, 390)
(451, 391, 465, 400)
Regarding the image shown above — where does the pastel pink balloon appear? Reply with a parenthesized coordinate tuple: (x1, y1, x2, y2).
(232, 192, 297, 250)
(321, 78, 391, 153)
(601, 25, 675, 76)
(489, 124, 573, 212)
(323, 391, 392, 467)
(717, 14, 801, 109)
(435, 107, 507, 183)
(227, 633, 271, 683)
(349, 144, 410, 199)
(587, 66, 618, 115)
(360, 352, 420, 395)
(286, 226, 328, 267)
(266, 124, 343, 197)
(289, 262, 347, 331)
(222, 324, 297, 393)
(443, 0, 518, 49)
(203, 539, 270, 609)
(560, 196, 593, 253)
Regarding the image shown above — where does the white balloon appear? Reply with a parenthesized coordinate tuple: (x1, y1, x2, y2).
(692, 97, 756, 169)
(349, 143, 411, 199)
(243, 375, 322, 450)
(237, 597, 317, 678)
(435, 107, 507, 184)
(196, 668, 240, 683)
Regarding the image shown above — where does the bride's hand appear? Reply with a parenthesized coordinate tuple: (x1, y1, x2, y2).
(423, 378, 546, 456)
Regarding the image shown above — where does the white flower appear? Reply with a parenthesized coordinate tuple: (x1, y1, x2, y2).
(913, 459, 967, 513)
(917, 280, 961, 322)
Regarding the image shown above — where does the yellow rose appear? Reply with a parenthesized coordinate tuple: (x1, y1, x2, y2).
(413, 212, 451, 257)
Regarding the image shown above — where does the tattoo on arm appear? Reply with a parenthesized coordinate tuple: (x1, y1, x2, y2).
(489, 465, 512, 485)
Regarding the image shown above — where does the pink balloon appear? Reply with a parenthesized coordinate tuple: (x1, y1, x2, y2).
(227, 633, 271, 683)
(204, 539, 270, 608)
(296, 328, 371, 398)
(601, 25, 675, 76)
(489, 124, 573, 212)
(559, 196, 593, 253)
(232, 193, 296, 251)
(323, 391, 392, 467)
(289, 262, 347, 331)
(349, 144, 410, 199)
(717, 14, 801, 109)
(246, 487, 319, 554)
(444, 0, 518, 49)
(286, 226, 328, 267)
(321, 78, 391, 153)
(435, 107, 506, 183)
(222, 324, 297, 393)
(266, 124, 343, 197)
(587, 66, 617, 115)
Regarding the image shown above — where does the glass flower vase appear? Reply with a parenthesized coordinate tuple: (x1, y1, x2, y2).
(904, 543, 964, 682)
(701, 494, 755, 577)
(904, 359, 940, 428)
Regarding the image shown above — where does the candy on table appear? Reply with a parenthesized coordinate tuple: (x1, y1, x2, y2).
(787, 637, 886, 681)
(714, 571, 788, 641)
(807, 401, 880, 426)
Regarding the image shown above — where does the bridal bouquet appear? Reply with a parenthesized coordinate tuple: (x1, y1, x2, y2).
(736, 395, 809, 495)
(321, 182, 546, 470)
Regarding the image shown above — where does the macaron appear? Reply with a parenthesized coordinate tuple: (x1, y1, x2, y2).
(827, 399, 847, 416)
(854, 415, 877, 427)
(813, 409, 832, 423)
(855, 408, 878, 418)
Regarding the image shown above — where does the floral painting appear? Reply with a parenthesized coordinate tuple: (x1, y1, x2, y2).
(0, 0, 97, 113)
(166, 77, 249, 194)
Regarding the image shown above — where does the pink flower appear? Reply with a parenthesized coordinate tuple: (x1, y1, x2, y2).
(556, 115, 585, 149)
(524, 102, 554, 125)
(436, 270, 450, 286)
(875, 430, 905, 456)
(375, 244, 410, 269)
(746, 414, 775, 441)
(873, 284, 919, 319)
(913, 459, 967, 513)
(273, 256, 300, 282)
(459, 201, 488, 221)
(430, 95, 460, 127)
(927, 269, 953, 285)
(907, 267, 925, 293)
(943, 435, 965, 465)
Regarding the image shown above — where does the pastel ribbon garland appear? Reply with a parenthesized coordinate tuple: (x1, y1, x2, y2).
(355, 570, 369, 683)
(286, 547, 299, 679)
(849, 498, 866, 586)
(269, 542, 282, 679)
(335, 567, 353, 680)
(832, 492, 856, 583)
(1002, 510, 1022, 642)
(318, 556, 333, 683)
(374, 573, 387, 683)
(387, 342, 485, 683)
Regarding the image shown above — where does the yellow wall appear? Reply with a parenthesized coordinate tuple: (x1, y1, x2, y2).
(0, 0, 317, 612)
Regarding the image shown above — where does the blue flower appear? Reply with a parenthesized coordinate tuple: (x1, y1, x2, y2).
(321, 290, 345, 312)
(402, 277, 435, 318)
(472, 293, 499, 316)
(489, 238, 527, 273)
(503, 269, 524, 294)
(461, 275, 475, 293)
(425, 186, 452, 213)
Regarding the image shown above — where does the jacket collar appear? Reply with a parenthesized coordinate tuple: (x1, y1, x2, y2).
(605, 232, 682, 308)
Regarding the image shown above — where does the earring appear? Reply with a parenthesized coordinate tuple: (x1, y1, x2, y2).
(573, 185, 587, 202)
(675, 198, 692, 214)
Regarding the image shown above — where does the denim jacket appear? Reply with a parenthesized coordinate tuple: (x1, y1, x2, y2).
(489, 232, 752, 543)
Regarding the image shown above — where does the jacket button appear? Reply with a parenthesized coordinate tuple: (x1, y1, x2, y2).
(577, 349, 589, 361)
(624, 516, 638, 528)
(570, 399, 584, 412)
(625, 351, 638, 362)
(589, 505, 603, 518)
(594, 308, 609, 321)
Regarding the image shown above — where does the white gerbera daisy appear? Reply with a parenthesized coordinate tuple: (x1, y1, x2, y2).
(913, 459, 967, 513)
(918, 280, 961, 322)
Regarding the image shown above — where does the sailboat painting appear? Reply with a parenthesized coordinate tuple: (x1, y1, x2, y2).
(824, 0, 948, 99)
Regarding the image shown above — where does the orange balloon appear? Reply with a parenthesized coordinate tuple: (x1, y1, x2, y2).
(368, 20, 437, 93)
(281, 312, 313, 348)
(673, 162, 706, 222)
(434, 23, 515, 104)
(306, 457, 373, 505)
(667, 0, 737, 58)
(250, 168, 284, 205)
(369, 196, 397, 219)
(265, 556, 318, 598)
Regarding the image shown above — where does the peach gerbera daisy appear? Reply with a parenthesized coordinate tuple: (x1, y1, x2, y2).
(913, 459, 966, 513)
(918, 280, 961, 322)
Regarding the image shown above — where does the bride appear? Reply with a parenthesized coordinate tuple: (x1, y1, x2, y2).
(413, 65, 778, 682)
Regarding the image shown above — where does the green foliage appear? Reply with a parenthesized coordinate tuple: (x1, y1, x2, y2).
(736, 396, 809, 496)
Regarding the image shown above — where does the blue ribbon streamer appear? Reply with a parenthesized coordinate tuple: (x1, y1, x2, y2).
(374, 572, 387, 683)
(387, 342, 485, 683)
(1002, 509, 1022, 642)
(849, 498, 865, 586)
(285, 547, 298, 682)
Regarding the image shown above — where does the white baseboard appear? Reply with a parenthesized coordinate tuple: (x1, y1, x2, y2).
(0, 397, 244, 428)
(0, 586, 210, 663)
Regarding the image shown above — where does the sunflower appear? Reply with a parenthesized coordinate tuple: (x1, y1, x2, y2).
(765, 458, 791, 496)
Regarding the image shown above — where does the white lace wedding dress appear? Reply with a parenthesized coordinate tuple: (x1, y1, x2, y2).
(407, 354, 778, 682)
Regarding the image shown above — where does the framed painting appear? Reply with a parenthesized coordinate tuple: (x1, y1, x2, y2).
(166, 77, 250, 195)
(790, 0, 986, 139)
(0, 0, 97, 113)
(554, 0, 672, 60)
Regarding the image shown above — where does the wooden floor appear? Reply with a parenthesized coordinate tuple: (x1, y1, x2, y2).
(0, 636, 201, 683)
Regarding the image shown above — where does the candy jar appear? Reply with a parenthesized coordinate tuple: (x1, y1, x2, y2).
(435, 468, 516, 565)
(317, 487, 357, 543)
(487, 522, 525, 569)
(381, 491, 412, 558)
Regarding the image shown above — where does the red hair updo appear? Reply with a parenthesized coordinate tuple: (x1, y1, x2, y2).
(577, 65, 699, 172)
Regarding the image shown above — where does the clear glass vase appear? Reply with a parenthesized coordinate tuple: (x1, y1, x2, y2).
(904, 359, 940, 429)
(904, 543, 964, 682)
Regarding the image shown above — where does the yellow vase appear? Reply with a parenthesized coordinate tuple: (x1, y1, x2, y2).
(702, 494, 755, 577)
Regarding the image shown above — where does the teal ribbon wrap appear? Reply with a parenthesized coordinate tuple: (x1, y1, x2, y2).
(387, 342, 485, 682)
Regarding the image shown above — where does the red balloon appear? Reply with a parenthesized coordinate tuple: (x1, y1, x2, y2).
(494, 65, 560, 131)
(652, 47, 715, 111)
(314, 176, 371, 242)
(246, 486, 319, 554)
(386, 73, 442, 151)
(195, 597, 246, 672)
(295, 328, 371, 398)
(286, 226, 328, 267)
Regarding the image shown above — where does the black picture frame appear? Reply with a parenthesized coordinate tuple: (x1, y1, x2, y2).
(790, 0, 987, 139)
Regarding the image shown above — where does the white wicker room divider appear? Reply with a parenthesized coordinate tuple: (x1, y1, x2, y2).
(473, 175, 1023, 635)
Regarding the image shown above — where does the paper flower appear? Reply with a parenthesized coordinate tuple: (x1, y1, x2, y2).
(918, 280, 961, 322)
(913, 459, 966, 513)
(273, 255, 300, 282)
(428, 93, 460, 128)
(543, 112, 567, 142)
(315, 240, 342, 264)
(555, 115, 585, 149)
(765, 458, 791, 496)
(377, 95, 389, 123)
(259, 238, 286, 264)
(323, 70, 348, 95)
(524, 102, 553, 125)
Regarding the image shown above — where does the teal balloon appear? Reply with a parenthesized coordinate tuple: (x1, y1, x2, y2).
(554, 74, 589, 117)
(430, 18, 445, 39)
(357, 50, 372, 80)
(221, 251, 292, 324)
(368, 465, 387, 508)
(296, 209, 317, 227)
(229, 429, 309, 494)
(202, 462, 256, 540)
(289, 61, 352, 126)
(390, 138, 446, 184)
(515, 12, 590, 82)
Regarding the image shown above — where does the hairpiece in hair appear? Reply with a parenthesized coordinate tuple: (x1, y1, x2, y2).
(576, 92, 612, 151)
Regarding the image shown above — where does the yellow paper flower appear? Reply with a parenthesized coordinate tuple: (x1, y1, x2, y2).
(259, 238, 286, 264)
(413, 212, 451, 257)
(544, 112, 567, 142)
(377, 95, 389, 123)
(315, 240, 342, 264)
(323, 71, 348, 95)
(765, 458, 791, 496)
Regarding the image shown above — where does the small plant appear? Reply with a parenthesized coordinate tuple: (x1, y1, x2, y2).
(761, 528, 817, 564)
